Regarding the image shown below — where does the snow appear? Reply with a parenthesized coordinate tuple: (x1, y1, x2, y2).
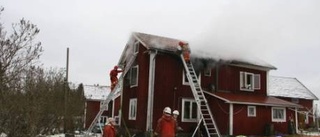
(268, 76, 318, 100)
(83, 85, 110, 101)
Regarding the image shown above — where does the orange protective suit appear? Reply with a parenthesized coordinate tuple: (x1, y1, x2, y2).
(155, 114, 176, 137)
(109, 66, 123, 91)
(103, 124, 116, 137)
(178, 41, 190, 63)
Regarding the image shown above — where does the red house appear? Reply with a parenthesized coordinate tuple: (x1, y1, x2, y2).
(268, 76, 318, 131)
(83, 85, 110, 129)
(103, 32, 315, 136)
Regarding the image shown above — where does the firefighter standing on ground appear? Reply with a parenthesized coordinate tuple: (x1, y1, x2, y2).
(109, 66, 123, 91)
(155, 107, 176, 137)
(173, 110, 183, 136)
(103, 117, 116, 137)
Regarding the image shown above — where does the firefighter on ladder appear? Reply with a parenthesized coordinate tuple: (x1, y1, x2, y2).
(109, 66, 123, 91)
(178, 41, 190, 63)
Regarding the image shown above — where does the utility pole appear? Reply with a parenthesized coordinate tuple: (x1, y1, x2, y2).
(64, 48, 70, 134)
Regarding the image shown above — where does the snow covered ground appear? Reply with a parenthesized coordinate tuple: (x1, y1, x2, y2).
(45, 133, 102, 137)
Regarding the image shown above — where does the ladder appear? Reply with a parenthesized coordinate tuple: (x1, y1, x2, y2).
(180, 55, 221, 137)
(86, 54, 136, 134)
(86, 78, 123, 133)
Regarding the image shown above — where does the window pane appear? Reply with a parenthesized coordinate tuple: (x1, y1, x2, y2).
(192, 102, 197, 119)
(131, 67, 137, 85)
(254, 74, 260, 89)
(184, 101, 190, 119)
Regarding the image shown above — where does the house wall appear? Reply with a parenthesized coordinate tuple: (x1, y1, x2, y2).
(218, 65, 267, 95)
(152, 53, 198, 132)
(279, 97, 314, 128)
(85, 100, 110, 128)
(85, 101, 101, 128)
(121, 41, 150, 133)
(206, 95, 229, 135)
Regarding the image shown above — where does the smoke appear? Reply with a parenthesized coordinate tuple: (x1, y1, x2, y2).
(181, 0, 320, 70)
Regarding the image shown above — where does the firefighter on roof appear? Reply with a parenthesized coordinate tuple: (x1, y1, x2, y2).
(109, 66, 123, 91)
(178, 41, 190, 63)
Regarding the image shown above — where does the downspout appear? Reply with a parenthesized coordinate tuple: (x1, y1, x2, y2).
(295, 107, 298, 133)
(146, 50, 157, 132)
(229, 103, 234, 135)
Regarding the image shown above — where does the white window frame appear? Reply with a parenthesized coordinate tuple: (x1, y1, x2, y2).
(134, 41, 139, 54)
(247, 106, 256, 117)
(204, 68, 211, 77)
(182, 98, 198, 122)
(254, 74, 260, 90)
(130, 65, 138, 87)
(182, 70, 201, 85)
(129, 98, 137, 120)
(272, 107, 286, 122)
(240, 71, 254, 91)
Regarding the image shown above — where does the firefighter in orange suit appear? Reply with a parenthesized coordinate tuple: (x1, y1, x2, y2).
(103, 117, 116, 137)
(155, 107, 176, 137)
(178, 41, 190, 63)
(109, 66, 123, 91)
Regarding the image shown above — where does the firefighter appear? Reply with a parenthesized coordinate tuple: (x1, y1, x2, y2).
(172, 110, 183, 135)
(109, 66, 123, 91)
(178, 41, 190, 63)
(155, 107, 176, 137)
(103, 117, 116, 137)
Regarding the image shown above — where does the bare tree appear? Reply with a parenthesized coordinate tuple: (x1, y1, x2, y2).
(0, 7, 85, 136)
(0, 7, 43, 92)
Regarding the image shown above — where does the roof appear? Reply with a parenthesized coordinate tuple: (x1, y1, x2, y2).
(205, 91, 302, 108)
(134, 32, 183, 52)
(83, 85, 110, 101)
(268, 76, 318, 100)
(132, 32, 275, 69)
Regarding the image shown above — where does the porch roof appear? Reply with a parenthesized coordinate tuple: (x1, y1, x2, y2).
(204, 91, 302, 108)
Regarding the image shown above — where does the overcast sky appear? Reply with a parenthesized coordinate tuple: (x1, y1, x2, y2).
(1, 0, 320, 101)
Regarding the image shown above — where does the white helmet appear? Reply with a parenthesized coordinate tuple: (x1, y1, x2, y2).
(173, 110, 179, 115)
(163, 107, 171, 114)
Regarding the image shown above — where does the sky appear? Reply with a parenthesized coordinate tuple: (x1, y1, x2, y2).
(1, 0, 320, 103)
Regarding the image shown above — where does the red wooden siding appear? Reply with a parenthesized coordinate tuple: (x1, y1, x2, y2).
(153, 53, 197, 131)
(85, 100, 105, 128)
(121, 41, 150, 132)
(218, 65, 267, 95)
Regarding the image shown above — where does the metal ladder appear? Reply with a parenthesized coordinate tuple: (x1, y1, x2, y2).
(86, 54, 136, 134)
(180, 55, 221, 137)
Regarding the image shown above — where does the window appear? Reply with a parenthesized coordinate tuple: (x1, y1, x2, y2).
(99, 116, 108, 124)
(272, 107, 286, 122)
(134, 41, 139, 54)
(204, 68, 211, 77)
(114, 116, 120, 125)
(247, 106, 256, 117)
(240, 71, 254, 91)
(182, 98, 198, 122)
(254, 74, 260, 90)
(129, 98, 137, 120)
(182, 70, 201, 85)
(130, 65, 138, 87)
